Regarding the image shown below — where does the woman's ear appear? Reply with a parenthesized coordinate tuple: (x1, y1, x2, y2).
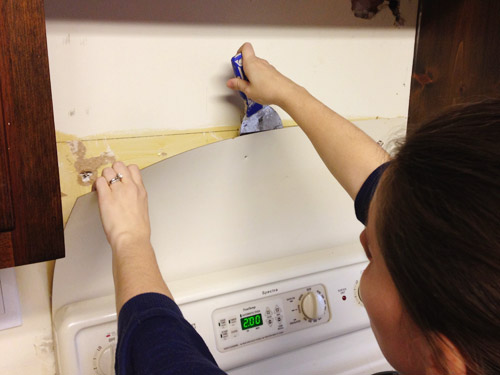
(426, 335, 466, 375)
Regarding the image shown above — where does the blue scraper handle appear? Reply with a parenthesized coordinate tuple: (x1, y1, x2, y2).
(231, 53, 263, 117)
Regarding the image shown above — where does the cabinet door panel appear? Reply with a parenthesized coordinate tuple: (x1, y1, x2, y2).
(0, 0, 65, 268)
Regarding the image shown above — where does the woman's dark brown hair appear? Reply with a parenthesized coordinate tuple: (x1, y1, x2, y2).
(375, 99, 500, 374)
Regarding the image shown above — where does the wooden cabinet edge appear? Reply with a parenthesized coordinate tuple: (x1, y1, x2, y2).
(0, 0, 65, 269)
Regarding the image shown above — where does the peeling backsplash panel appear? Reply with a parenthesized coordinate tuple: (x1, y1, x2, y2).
(56, 118, 404, 225)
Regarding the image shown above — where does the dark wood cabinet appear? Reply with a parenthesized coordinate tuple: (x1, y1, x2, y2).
(408, 0, 500, 133)
(0, 0, 64, 268)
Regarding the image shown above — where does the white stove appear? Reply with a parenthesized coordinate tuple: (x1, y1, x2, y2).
(53, 125, 398, 375)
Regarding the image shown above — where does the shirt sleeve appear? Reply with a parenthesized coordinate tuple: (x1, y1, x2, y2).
(116, 292, 227, 375)
(354, 162, 390, 225)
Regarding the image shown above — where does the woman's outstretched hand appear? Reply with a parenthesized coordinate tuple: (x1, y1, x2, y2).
(226, 42, 299, 108)
(95, 161, 151, 252)
(226, 42, 390, 200)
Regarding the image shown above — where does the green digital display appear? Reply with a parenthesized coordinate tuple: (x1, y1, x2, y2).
(240, 313, 263, 330)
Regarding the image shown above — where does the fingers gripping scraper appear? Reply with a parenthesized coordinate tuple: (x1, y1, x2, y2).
(231, 53, 283, 135)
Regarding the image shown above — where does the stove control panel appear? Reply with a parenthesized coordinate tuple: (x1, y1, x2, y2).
(53, 246, 370, 374)
(178, 260, 370, 370)
(213, 284, 329, 352)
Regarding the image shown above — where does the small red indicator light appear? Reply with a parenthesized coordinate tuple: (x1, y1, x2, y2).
(342, 296, 347, 301)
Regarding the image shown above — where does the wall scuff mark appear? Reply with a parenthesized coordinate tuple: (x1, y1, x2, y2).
(33, 332, 57, 375)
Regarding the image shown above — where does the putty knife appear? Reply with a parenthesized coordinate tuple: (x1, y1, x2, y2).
(231, 53, 283, 135)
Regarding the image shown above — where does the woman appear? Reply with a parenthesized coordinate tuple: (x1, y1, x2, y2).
(95, 43, 500, 375)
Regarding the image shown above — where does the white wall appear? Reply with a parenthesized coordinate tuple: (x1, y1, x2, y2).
(45, 0, 418, 137)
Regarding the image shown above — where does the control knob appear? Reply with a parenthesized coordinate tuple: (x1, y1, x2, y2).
(94, 344, 116, 375)
(301, 291, 327, 320)
(354, 279, 364, 306)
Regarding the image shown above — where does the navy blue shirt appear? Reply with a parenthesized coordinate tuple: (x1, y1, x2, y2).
(354, 162, 390, 225)
(116, 163, 389, 375)
(116, 293, 227, 375)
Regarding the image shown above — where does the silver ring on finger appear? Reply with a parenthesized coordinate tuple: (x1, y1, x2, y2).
(108, 173, 123, 185)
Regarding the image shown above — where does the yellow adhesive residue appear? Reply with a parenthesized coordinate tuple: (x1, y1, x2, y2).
(57, 123, 298, 224)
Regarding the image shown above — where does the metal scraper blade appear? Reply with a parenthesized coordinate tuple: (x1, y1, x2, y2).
(239, 105, 283, 135)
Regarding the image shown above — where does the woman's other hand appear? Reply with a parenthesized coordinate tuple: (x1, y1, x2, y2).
(95, 162, 151, 252)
